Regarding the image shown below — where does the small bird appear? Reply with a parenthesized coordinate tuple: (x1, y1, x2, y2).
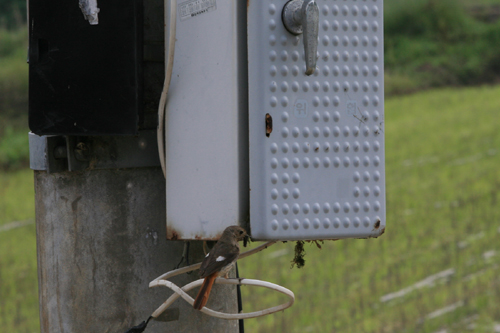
(193, 225, 248, 310)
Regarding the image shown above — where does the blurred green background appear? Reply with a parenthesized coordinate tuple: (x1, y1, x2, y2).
(2, 0, 500, 331)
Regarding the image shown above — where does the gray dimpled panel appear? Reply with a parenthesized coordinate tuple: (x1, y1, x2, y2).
(249, 0, 385, 240)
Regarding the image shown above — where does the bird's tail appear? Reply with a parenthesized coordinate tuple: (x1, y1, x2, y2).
(193, 273, 217, 310)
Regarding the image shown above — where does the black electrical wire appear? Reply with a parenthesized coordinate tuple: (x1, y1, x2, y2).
(175, 241, 193, 274)
(235, 262, 244, 333)
(124, 316, 152, 333)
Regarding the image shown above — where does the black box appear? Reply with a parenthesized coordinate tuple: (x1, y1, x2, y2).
(29, 0, 143, 135)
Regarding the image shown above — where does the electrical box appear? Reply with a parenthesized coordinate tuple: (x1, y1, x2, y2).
(29, 0, 143, 135)
(164, 1, 248, 240)
(165, 0, 385, 241)
(248, 0, 385, 240)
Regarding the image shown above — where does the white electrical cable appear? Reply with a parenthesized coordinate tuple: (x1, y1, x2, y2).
(150, 278, 294, 320)
(157, 0, 177, 178)
(148, 241, 296, 320)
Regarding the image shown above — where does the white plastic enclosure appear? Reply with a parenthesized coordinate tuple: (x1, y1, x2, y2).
(248, 0, 386, 240)
(164, 0, 248, 240)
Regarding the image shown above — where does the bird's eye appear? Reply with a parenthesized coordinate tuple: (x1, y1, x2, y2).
(239, 230, 244, 234)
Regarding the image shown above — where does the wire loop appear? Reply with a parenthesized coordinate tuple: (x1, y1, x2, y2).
(148, 241, 296, 320)
(150, 278, 294, 319)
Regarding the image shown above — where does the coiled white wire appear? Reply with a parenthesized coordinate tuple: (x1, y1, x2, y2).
(149, 241, 296, 320)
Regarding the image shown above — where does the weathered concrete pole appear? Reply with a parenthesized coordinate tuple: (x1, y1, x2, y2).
(34, 167, 239, 332)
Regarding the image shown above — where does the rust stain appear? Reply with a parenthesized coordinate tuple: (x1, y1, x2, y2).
(371, 227, 386, 239)
(359, 227, 387, 239)
(166, 226, 179, 240)
(368, 220, 383, 237)
(166, 226, 226, 241)
(247, 0, 250, 8)
(194, 231, 224, 241)
(265, 113, 273, 137)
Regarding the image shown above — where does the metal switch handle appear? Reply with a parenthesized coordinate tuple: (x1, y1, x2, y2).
(282, 0, 319, 76)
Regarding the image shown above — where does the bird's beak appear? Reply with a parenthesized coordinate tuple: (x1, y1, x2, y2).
(243, 234, 250, 247)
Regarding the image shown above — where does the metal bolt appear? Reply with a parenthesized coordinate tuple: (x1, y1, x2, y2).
(74, 142, 90, 161)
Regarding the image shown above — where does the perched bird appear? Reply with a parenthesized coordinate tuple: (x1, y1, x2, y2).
(193, 225, 248, 310)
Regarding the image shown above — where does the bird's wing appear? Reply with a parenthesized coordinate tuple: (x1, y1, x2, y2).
(199, 243, 239, 278)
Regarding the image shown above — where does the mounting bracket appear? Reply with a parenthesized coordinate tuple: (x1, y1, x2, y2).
(29, 130, 160, 173)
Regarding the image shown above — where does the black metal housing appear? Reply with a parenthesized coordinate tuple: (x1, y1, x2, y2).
(29, 0, 143, 135)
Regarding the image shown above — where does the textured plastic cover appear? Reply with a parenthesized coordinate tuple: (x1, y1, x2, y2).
(248, 0, 385, 240)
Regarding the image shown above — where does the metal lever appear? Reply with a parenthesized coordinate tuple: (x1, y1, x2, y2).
(282, 0, 319, 76)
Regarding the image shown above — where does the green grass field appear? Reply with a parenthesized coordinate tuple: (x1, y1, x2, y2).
(0, 27, 29, 170)
(2, 85, 500, 332)
(0, 169, 37, 332)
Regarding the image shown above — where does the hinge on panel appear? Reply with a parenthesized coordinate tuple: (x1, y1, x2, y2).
(29, 130, 160, 173)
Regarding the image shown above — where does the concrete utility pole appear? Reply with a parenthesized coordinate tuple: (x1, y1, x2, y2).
(34, 167, 239, 332)
(29, 0, 241, 329)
